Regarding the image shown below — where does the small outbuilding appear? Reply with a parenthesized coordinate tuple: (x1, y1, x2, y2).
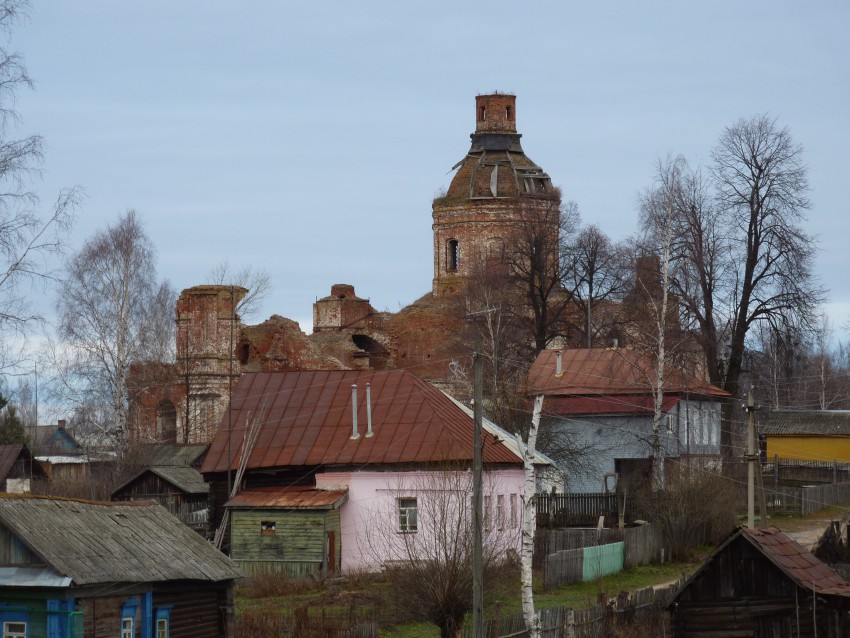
(669, 525, 850, 637)
(0, 495, 242, 637)
(0, 445, 45, 493)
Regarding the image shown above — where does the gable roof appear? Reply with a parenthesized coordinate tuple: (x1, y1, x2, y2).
(761, 410, 850, 436)
(527, 348, 730, 399)
(25, 424, 82, 455)
(111, 466, 209, 498)
(0, 444, 40, 482)
(133, 444, 209, 467)
(202, 370, 522, 474)
(0, 496, 241, 586)
(672, 526, 850, 602)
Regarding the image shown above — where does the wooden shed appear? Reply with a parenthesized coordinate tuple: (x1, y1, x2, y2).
(0, 444, 46, 493)
(227, 486, 347, 576)
(111, 465, 210, 536)
(669, 526, 850, 637)
(0, 495, 242, 638)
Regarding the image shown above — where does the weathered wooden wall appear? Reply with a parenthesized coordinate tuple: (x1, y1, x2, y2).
(231, 508, 339, 575)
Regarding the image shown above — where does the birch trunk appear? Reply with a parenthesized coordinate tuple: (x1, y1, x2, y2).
(518, 395, 544, 638)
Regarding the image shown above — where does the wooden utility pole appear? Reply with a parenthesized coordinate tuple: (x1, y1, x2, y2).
(472, 347, 484, 638)
(746, 386, 756, 528)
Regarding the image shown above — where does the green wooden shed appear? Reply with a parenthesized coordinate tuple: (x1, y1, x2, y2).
(226, 486, 348, 576)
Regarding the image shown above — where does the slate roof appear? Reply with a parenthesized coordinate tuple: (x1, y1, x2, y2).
(672, 526, 850, 601)
(0, 496, 242, 586)
(202, 369, 522, 474)
(111, 466, 209, 498)
(134, 444, 209, 467)
(527, 348, 730, 399)
(226, 486, 348, 510)
(761, 410, 850, 436)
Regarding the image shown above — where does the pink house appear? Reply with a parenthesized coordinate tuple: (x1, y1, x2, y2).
(201, 369, 534, 574)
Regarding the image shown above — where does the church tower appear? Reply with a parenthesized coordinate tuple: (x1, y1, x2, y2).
(432, 93, 559, 295)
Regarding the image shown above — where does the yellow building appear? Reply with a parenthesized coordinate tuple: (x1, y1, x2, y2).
(762, 409, 850, 463)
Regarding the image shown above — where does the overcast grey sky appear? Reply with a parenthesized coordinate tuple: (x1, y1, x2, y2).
(13, 1, 850, 333)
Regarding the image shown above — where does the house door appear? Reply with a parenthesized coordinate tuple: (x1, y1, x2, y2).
(326, 531, 336, 573)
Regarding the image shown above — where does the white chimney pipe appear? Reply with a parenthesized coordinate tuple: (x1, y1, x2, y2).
(366, 383, 374, 437)
(555, 350, 562, 376)
(351, 384, 360, 439)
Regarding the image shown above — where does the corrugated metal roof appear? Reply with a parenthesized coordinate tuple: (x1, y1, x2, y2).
(0, 566, 72, 587)
(742, 526, 850, 596)
(527, 349, 730, 399)
(0, 496, 242, 585)
(761, 410, 850, 436)
(546, 395, 679, 416)
(201, 370, 522, 474)
(226, 486, 348, 509)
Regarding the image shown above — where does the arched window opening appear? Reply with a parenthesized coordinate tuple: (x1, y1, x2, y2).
(447, 239, 459, 272)
(505, 105, 512, 120)
(156, 400, 177, 444)
(480, 106, 486, 121)
(238, 341, 250, 365)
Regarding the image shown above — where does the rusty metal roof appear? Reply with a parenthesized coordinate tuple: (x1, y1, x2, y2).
(672, 526, 850, 603)
(527, 349, 730, 399)
(546, 395, 679, 416)
(741, 526, 850, 596)
(201, 369, 522, 474)
(226, 486, 348, 510)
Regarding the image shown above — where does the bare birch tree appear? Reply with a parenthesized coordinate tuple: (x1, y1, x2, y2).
(0, 0, 78, 371)
(55, 210, 175, 452)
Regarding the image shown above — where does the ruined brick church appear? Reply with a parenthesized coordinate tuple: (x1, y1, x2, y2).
(129, 93, 561, 444)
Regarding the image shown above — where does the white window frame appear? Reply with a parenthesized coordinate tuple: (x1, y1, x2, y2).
(510, 494, 518, 528)
(156, 617, 169, 638)
(496, 494, 505, 530)
(398, 497, 418, 533)
(3, 622, 26, 638)
(121, 617, 134, 638)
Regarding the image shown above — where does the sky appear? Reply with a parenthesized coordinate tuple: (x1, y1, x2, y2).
(11, 1, 850, 336)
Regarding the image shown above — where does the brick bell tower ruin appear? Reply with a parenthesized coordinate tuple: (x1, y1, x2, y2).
(432, 93, 560, 296)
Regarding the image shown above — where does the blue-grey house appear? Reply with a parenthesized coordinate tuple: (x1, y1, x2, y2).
(527, 348, 730, 492)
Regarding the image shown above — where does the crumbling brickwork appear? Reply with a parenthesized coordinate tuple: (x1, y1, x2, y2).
(432, 93, 560, 296)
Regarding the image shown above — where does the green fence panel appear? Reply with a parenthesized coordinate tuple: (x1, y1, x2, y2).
(582, 541, 624, 581)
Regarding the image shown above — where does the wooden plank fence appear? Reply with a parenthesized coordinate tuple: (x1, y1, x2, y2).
(536, 493, 618, 527)
(536, 524, 661, 573)
(763, 457, 850, 486)
(462, 575, 687, 638)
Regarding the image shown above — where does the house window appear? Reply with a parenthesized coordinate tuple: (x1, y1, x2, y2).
(496, 494, 505, 530)
(447, 239, 459, 271)
(155, 606, 172, 638)
(484, 495, 492, 531)
(261, 521, 276, 536)
(3, 623, 26, 638)
(510, 494, 518, 528)
(121, 597, 137, 638)
(398, 497, 417, 533)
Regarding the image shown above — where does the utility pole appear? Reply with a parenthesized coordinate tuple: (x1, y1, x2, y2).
(746, 387, 755, 528)
(472, 345, 484, 638)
